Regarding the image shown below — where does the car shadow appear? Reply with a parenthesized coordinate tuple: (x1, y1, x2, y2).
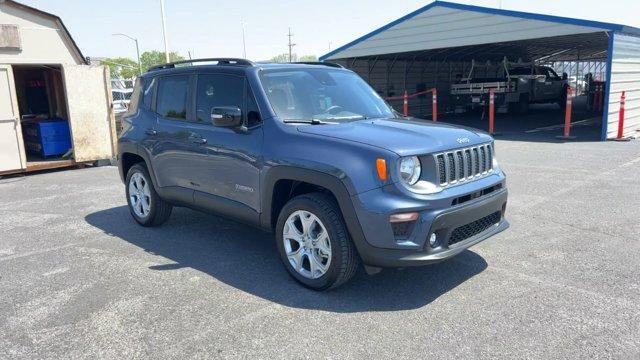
(85, 206, 488, 313)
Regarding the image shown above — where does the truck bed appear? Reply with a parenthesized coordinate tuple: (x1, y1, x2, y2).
(450, 80, 516, 95)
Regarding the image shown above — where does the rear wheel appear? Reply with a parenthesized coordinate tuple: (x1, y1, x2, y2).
(125, 163, 172, 227)
(275, 193, 359, 291)
(509, 94, 529, 114)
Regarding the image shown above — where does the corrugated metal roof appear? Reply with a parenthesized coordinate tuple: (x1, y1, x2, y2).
(321, 1, 639, 61)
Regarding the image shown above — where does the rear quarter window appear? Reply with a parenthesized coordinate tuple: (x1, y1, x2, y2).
(142, 77, 156, 109)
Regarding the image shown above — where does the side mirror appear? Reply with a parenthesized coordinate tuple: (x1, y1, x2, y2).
(211, 106, 242, 128)
(562, 72, 568, 80)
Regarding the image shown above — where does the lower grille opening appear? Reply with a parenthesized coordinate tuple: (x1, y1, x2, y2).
(448, 211, 501, 246)
(451, 184, 502, 206)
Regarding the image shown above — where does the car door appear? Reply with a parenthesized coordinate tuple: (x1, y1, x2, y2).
(545, 67, 565, 99)
(191, 73, 263, 217)
(533, 66, 551, 101)
(537, 67, 561, 100)
(150, 73, 209, 200)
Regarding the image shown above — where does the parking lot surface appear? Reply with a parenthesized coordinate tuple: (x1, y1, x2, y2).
(1, 139, 639, 359)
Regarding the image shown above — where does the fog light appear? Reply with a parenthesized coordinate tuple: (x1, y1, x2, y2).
(429, 233, 438, 247)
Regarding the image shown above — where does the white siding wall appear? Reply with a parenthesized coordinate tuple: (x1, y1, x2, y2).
(0, 3, 83, 64)
(607, 33, 640, 138)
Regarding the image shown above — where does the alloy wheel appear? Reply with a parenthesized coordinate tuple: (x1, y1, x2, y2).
(282, 210, 332, 279)
(129, 172, 151, 218)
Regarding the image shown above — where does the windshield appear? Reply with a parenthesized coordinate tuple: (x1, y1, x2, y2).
(259, 68, 395, 122)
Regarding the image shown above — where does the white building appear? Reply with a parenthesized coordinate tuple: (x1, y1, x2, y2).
(1, 0, 116, 175)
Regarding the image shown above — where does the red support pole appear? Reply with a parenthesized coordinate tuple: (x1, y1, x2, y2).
(432, 88, 438, 122)
(556, 86, 576, 140)
(489, 89, 495, 134)
(403, 90, 409, 117)
(617, 91, 626, 139)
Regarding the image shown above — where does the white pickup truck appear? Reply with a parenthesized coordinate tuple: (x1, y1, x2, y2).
(451, 61, 568, 114)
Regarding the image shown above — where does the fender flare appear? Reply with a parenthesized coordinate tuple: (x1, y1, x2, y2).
(260, 166, 368, 253)
(118, 142, 160, 189)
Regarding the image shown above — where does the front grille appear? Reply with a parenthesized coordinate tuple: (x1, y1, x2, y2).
(435, 143, 493, 186)
(448, 211, 501, 246)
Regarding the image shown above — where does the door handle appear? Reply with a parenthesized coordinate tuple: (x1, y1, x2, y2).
(190, 137, 207, 144)
(145, 128, 157, 135)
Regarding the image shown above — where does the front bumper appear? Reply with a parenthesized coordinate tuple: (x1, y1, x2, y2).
(350, 174, 508, 268)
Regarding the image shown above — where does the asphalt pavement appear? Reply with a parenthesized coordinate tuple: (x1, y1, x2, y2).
(0, 138, 639, 359)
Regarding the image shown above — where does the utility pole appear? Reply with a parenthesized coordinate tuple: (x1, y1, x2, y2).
(287, 27, 296, 63)
(159, 0, 170, 63)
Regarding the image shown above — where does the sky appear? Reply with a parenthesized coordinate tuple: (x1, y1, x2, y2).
(16, 0, 640, 62)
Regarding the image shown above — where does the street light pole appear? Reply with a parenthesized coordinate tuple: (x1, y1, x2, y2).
(241, 20, 247, 59)
(159, 0, 170, 63)
(112, 33, 142, 75)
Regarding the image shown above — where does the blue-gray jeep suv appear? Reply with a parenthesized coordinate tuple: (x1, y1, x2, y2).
(117, 58, 509, 290)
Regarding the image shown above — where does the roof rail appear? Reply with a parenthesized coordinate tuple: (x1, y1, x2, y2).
(148, 58, 254, 72)
(293, 61, 345, 69)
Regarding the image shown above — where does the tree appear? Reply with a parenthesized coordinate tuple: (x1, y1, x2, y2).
(101, 57, 139, 79)
(268, 53, 318, 63)
(299, 55, 318, 62)
(140, 50, 185, 72)
(269, 53, 292, 63)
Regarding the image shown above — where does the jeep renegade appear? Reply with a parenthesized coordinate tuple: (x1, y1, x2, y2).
(117, 58, 509, 290)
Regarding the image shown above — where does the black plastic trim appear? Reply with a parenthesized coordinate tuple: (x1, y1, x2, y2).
(193, 190, 259, 226)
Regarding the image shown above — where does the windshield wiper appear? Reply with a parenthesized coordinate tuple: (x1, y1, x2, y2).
(283, 119, 333, 125)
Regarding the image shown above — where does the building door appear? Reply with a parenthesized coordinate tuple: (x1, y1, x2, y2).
(62, 64, 116, 162)
(0, 64, 27, 173)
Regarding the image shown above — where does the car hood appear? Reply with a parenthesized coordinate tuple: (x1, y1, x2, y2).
(296, 118, 492, 156)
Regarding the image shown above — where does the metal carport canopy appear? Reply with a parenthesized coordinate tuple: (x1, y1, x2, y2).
(321, 1, 640, 141)
(320, 1, 638, 61)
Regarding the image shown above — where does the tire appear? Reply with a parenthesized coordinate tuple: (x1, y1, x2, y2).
(558, 85, 569, 110)
(275, 193, 359, 291)
(508, 94, 530, 115)
(125, 163, 172, 227)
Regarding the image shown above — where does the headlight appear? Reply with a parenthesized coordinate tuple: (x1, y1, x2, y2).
(492, 156, 499, 170)
(399, 156, 421, 185)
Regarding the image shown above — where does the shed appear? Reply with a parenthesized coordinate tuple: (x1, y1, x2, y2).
(0, 0, 116, 175)
(321, 1, 640, 140)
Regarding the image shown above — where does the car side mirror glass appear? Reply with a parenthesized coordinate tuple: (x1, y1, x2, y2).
(562, 72, 568, 80)
(211, 106, 243, 127)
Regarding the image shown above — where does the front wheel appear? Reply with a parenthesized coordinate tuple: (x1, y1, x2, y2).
(275, 193, 359, 291)
(125, 163, 172, 227)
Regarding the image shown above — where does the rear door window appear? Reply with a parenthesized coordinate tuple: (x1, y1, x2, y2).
(156, 75, 189, 120)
